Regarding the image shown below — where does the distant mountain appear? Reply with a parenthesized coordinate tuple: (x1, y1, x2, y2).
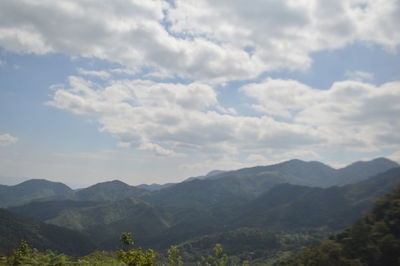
(72, 180, 149, 202)
(137, 182, 175, 191)
(0, 179, 73, 208)
(140, 171, 291, 209)
(139, 158, 398, 211)
(2, 158, 396, 209)
(203, 157, 399, 187)
(232, 167, 400, 231)
(335, 157, 400, 185)
(204, 159, 336, 186)
(0, 208, 95, 256)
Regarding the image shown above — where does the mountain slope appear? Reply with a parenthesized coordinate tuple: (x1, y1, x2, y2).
(0, 179, 73, 208)
(8, 200, 99, 221)
(0, 208, 95, 256)
(73, 180, 148, 202)
(284, 183, 400, 266)
(233, 167, 400, 231)
(140, 171, 292, 208)
(45, 197, 171, 249)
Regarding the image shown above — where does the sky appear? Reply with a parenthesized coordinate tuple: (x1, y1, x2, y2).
(0, 0, 400, 188)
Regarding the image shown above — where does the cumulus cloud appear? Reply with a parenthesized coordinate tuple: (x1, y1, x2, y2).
(0, 133, 18, 147)
(243, 78, 400, 151)
(241, 78, 321, 119)
(0, 0, 399, 81)
(48, 77, 324, 156)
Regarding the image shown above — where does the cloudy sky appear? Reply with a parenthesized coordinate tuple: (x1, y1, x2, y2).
(0, 0, 399, 188)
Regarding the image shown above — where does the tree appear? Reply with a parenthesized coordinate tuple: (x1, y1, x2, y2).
(117, 232, 156, 266)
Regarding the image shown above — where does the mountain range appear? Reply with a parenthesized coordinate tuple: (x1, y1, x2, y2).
(1, 157, 400, 261)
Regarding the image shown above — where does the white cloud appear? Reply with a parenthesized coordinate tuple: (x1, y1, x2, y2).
(241, 78, 322, 119)
(48, 77, 324, 157)
(77, 68, 111, 80)
(345, 70, 374, 81)
(48, 74, 400, 158)
(0, 133, 18, 147)
(0, 0, 399, 81)
(243, 78, 400, 151)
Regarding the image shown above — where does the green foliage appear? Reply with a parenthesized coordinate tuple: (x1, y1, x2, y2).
(6, 240, 73, 266)
(121, 232, 134, 246)
(197, 244, 228, 266)
(117, 232, 156, 266)
(281, 240, 362, 266)
(167, 246, 182, 266)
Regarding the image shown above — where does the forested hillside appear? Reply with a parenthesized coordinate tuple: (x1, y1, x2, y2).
(0, 209, 95, 256)
(282, 184, 400, 265)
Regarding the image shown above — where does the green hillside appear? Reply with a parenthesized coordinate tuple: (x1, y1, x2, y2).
(45, 197, 171, 249)
(0, 208, 95, 256)
(283, 183, 400, 266)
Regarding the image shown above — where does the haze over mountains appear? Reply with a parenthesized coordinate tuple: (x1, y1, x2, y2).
(1, 157, 397, 208)
(1, 157, 400, 261)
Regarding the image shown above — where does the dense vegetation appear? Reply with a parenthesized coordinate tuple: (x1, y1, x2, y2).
(0, 209, 95, 256)
(282, 184, 400, 266)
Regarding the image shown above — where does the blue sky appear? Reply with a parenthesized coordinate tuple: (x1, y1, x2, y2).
(0, 0, 399, 188)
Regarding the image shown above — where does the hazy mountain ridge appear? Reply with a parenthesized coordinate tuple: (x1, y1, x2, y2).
(0, 179, 73, 208)
(1, 157, 397, 208)
(203, 157, 399, 187)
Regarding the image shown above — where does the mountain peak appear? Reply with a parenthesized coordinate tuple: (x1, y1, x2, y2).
(342, 157, 399, 169)
(86, 179, 130, 189)
(0, 179, 73, 208)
